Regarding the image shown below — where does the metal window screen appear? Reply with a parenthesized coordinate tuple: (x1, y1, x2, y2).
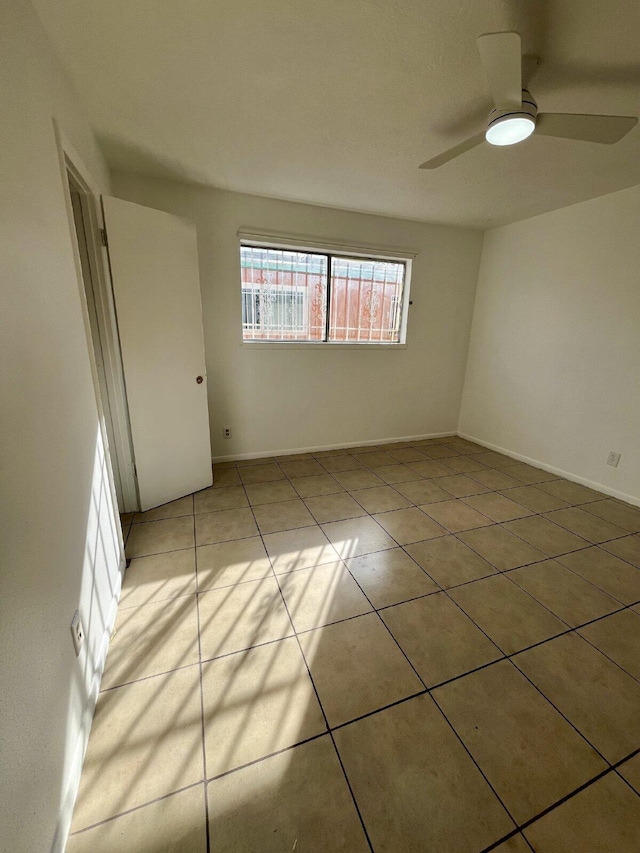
(241, 246, 327, 341)
(241, 245, 405, 343)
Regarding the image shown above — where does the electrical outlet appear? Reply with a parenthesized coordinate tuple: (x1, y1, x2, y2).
(223, 427, 232, 439)
(607, 451, 621, 468)
(70, 610, 84, 656)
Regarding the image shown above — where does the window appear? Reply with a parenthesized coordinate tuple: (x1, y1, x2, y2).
(240, 244, 408, 344)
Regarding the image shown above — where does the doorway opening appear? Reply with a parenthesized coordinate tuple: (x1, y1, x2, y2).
(65, 162, 138, 517)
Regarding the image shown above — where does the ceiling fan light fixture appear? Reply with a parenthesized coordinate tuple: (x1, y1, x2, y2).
(485, 92, 538, 147)
(486, 114, 536, 146)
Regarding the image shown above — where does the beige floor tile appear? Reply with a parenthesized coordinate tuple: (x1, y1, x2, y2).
(443, 455, 490, 474)
(102, 595, 199, 689)
(334, 693, 514, 852)
(386, 447, 428, 463)
(126, 516, 195, 558)
(501, 463, 558, 484)
(536, 479, 604, 505)
(236, 456, 277, 467)
(509, 560, 620, 627)
(618, 753, 640, 793)
(408, 459, 455, 478)
(469, 468, 523, 490)
(524, 772, 640, 853)
(198, 577, 292, 659)
(500, 485, 570, 512)
(212, 467, 241, 488)
(373, 463, 423, 484)
(312, 448, 348, 457)
(424, 444, 460, 459)
(382, 593, 501, 687)
(202, 638, 326, 777)
(207, 737, 369, 853)
(373, 506, 446, 545)
(421, 499, 494, 533)
(275, 452, 313, 462)
(458, 525, 546, 570)
(434, 660, 605, 824)
(503, 516, 589, 557)
(67, 785, 207, 853)
(299, 613, 423, 726)
(449, 575, 566, 654)
(279, 562, 372, 631)
(346, 547, 438, 608)
(544, 507, 628, 544)
(321, 516, 397, 558)
(491, 836, 531, 853)
(376, 441, 409, 450)
(193, 485, 248, 513)
(437, 474, 492, 498)
(120, 511, 134, 525)
(197, 537, 272, 590)
(263, 526, 341, 574)
(243, 479, 298, 505)
(132, 495, 194, 524)
(393, 478, 452, 505)
(350, 485, 411, 513)
(213, 460, 238, 469)
(557, 547, 640, 604)
(515, 632, 640, 763)
(469, 451, 515, 468)
(304, 492, 367, 523)
(279, 458, 325, 478)
(352, 450, 396, 467)
(289, 473, 344, 497)
(195, 507, 258, 546)
(405, 535, 497, 588)
(578, 610, 640, 680)
(252, 498, 316, 534)
(464, 492, 533, 522)
(320, 455, 363, 473)
(601, 534, 640, 568)
(332, 468, 385, 491)
(583, 499, 640, 533)
(120, 548, 196, 608)
(71, 667, 203, 832)
(239, 463, 285, 484)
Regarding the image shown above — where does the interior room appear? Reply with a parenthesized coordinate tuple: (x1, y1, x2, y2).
(2, 1, 640, 851)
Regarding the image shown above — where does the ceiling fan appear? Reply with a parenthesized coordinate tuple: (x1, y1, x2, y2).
(419, 32, 638, 169)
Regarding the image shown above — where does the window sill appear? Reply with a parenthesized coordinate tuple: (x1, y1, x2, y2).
(241, 341, 408, 350)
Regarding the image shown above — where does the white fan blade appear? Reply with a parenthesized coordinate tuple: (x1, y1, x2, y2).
(536, 113, 638, 144)
(477, 32, 522, 110)
(419, 133, 485, 169)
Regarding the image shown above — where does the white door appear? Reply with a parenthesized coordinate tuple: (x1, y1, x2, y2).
(102, 196, 212, 511)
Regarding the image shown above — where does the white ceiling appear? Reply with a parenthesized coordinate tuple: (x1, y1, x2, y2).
(33, 0, 640, 228)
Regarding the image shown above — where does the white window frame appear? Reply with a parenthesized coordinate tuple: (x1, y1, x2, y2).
(239, 235, 414, 348)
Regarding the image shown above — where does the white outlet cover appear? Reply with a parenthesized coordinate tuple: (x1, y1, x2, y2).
(607, 451, 621, 468)
(70, 610, 84, 656)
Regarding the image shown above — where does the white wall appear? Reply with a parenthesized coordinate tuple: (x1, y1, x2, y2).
(1, 2, 123, 851)
(460, 184, 640, 505)
(111, 175, 484, 459)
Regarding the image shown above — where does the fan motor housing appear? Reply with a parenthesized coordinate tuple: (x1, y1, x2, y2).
(487, 89, 538, 131)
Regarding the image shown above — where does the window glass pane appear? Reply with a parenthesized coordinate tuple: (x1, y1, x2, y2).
(241, 246, 327, 341)
(329, 256, 405, 342)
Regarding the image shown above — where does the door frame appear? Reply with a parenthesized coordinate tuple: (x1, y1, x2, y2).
(53, 120, 139, 513)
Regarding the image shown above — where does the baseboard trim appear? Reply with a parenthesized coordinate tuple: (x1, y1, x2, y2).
(51, 558, 125, 853)
(458, 432, 640, 508)
(212, 431, 457, 464)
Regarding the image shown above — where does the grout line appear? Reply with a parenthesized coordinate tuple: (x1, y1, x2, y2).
(68, 781, 206, 836)
(240, 481, 376, 853)
(192, 512, 212, 853)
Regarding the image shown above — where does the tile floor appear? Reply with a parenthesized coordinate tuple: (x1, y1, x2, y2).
(67, 436, 640, 852)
